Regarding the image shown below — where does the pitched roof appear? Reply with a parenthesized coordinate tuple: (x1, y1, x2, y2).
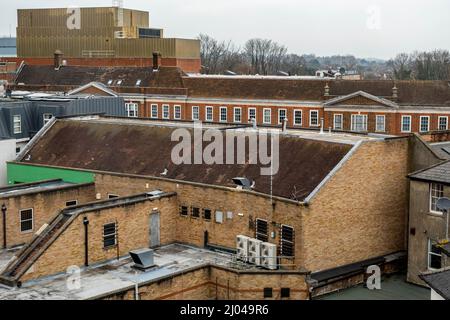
(19, 119, 353, 200)
(324, 91, 399, 108)
(409, 160, 450, 184)
(16, 65, 186, 89)
(420, 268, 450, 299)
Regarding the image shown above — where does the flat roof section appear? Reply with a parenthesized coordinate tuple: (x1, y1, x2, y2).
(0, 179, 77, 198)
(0, 244, 259, 300)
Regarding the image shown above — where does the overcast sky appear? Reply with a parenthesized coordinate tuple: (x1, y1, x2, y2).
(1, 0, 449, 59)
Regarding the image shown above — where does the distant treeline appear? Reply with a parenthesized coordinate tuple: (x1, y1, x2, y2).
(199, 34, 450, 80)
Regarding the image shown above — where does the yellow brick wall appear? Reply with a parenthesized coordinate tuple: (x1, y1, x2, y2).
(303, 139, 409, 272)
(0, 184, 96, 248)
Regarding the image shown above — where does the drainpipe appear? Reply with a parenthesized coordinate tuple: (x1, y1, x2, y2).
(83, 217, 89, 267)
(1, 204, 6, 249)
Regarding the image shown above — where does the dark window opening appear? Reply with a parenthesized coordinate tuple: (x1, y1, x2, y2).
(263, 288, 273, 298)
(281, 288, 290, 298)
(256, 219, 269, 242)
(66, 200, 78, 207)
(203, 209, 212, 220)
(20, 209, 33, 232)
(103, 223, 117, 248)
(108, 194, 119, 199)
(192, 207, 200, 218)
(180, 206, 188, 216)
(280, 225, 295, 258)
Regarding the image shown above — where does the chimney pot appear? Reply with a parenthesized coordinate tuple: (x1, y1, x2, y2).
(153, 51, 162, 71)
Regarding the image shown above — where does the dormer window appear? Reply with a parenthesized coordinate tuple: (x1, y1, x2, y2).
(107, 80, 113, 86)
(117, 80, 123, 86)
(136, 79, 142, 86)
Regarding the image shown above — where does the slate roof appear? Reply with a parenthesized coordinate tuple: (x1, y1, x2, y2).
(420, 268, 450, 300)
(409, 160, 450, 184)
(18, 119, 354, 200)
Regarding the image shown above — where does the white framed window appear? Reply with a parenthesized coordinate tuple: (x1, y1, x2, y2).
(206, 106, 214, 122)
(294, 110, 302, 126)
(375, 115, 386, 132)
(103, 222, 117, 248)
(220, 107, 227, 122)
(174, 105, 181, 120)
(20, 208, 33, 233)
(420, 116, 430, 133)
(192, 106, 200, 121)
(401, 115, 412, 133)
(248, 108, 256, 122)
(351, 114, 368, 132)
(333, 114, 343, 130)
(162, 105, 170, 119)
(430, 183, 444, 214)
(309, 110, 319, 127)
(234, 107, 242, 123)
(43, 113, 53, 125)
(438, 116, 448, 131)
(428, 239, 442, 270)
(151, 104, 158, 119)
(278, 109, 287, 124)
(13, 115, 22, 134)
(263, 109, 272, 124)
(125, 103, 138, 118)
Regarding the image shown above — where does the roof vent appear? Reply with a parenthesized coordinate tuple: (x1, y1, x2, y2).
(232, 177, 255, 190)
(129, 248, 155, 270)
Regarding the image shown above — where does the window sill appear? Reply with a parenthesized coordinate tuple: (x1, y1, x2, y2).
(428, 211, 444, 218)
(20, 230, 34, 235)
(103, 245, 117, 251)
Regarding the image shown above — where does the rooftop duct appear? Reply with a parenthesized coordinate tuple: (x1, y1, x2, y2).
(129, 248, 155, 270)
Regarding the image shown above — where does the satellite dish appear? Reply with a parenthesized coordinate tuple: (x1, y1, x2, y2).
(437, 197, 450, 211)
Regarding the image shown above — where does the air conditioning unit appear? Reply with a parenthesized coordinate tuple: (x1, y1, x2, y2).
(261, 242, 277, 270)
(236, 235, 250, 262)
(248, 238, 263, 265)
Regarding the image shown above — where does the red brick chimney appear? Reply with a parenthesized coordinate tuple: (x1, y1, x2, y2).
(153, 51, 162, 71)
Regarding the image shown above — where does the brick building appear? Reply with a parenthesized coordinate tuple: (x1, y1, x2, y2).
(0, 115, 441, 299)
(9, 53, 450, 137)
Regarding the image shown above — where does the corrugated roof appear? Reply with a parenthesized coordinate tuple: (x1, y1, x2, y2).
(20, 119, 353, 200)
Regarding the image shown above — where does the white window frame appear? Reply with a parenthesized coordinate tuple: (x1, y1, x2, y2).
(162, 104, 170, 119)
(174, 105, 181, 120)
(125, 103, 139, 118)
(234, 107, 242, 123)
(13, 115, 22, 134)
(351, 114, 368, 132)
(263, 108, 272, 124)
(205, 106, 214, 122)
(192, 106, 200, 121)
(420, 116, 430, 133)
(278, 109, 287, 125)
(333, 114, 343, 130)
(43, 113, 53, 126)
(438, 116, 448, 131)
(293, 110, 302, 126)
(429, 183, 444, 215)
(151, 104, 158, 119)
(19, 208, 34, 233)
(401, 115, 412, 133)
(220, 107, 227, 122)
(375, 115, 386, 132)
(309, 110, 319, 127)
(428, 239, 442, 271)
(248, 108, 257, 122)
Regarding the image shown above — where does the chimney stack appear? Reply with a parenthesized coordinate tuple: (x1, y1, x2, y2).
(324, 83, 330, 97)
(54, 50, 63, 70)
(153, 51, 162, 71)
(392, 85, 398, 100)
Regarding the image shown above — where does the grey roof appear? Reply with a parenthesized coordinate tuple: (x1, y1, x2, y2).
(0, 179, 77, 198)
(430, 142, 450, 160)
(420, 268, 450, 300)
(409, 160, 450, 184)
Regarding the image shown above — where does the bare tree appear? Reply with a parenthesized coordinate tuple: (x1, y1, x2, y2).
(388, 53, 412, 80)
(243, 39, 287, 75)
(198, 34, 229, 74)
